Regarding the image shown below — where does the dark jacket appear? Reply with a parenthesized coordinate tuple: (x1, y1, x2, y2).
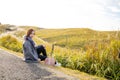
(23, 37, 38, 62)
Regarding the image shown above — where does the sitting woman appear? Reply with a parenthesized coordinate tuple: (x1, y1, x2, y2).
(23, 29, 47, 63)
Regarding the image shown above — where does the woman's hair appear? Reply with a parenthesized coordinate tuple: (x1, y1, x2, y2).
(26, 29, 35, 37)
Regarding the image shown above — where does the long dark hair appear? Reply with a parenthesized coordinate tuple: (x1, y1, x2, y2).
(25, 29, 35, 48)
(25, 29, 35, 40)
(26, 29, 34, 37)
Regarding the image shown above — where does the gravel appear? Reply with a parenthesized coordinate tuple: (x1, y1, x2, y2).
(0, 50, 79, 80)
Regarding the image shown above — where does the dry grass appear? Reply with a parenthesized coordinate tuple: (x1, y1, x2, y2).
(0, 25, 119, 80)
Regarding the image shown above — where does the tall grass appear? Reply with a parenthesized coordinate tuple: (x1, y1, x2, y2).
(54, 40, 120, 80)
(0, 35, 22, 53)
(0, 26, 119, 80)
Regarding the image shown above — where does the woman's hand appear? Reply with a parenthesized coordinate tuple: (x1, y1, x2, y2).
(38, 59, 41, 61)
(42, 45, 46, 48)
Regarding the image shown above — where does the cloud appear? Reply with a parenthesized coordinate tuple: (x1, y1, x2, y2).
(108, 6, 120, 12)
(119, 2, 120, 6)
(0, 0, 120, 31)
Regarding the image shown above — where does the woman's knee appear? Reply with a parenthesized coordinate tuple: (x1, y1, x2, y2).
(41, 45, 46, 49)
(37, 45, 45, 49)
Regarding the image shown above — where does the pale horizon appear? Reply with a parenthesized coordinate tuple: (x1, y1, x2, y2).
(0, 0, 120, 31)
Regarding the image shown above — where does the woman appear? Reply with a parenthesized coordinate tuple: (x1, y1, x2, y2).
(23, 29, 47, 63)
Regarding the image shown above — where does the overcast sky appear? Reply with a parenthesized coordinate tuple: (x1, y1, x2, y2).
(0, 0, 120, 31)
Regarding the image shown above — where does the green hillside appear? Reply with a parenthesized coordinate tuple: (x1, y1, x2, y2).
(0, 24, 120, 80)
(35, 28, 118, 50)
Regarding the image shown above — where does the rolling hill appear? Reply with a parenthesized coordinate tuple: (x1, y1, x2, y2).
(0, 24, 120, 80)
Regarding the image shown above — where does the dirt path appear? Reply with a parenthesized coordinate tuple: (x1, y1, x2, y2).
(0, 50, 79, 80)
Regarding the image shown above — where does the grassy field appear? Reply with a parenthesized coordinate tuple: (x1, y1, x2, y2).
(35, 28, 118, 50)
(0, 24, 120, 80)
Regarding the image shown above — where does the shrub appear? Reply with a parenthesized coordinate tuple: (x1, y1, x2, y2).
(0, 35, 22, 53)
(54, 40, 120, 80)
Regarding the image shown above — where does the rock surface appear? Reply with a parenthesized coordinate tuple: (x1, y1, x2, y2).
(0, 50, 79, 80)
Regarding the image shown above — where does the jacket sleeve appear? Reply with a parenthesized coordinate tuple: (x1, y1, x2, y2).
(23, 41, 38, 61)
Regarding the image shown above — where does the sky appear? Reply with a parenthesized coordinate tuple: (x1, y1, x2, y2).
(0, 0, 120, 31)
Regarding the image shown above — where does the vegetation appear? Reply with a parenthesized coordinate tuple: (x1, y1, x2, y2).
(0, 24, 16, 34)
(0, 25, 120, 80)
(55, 40, 120, 80)
(0, 35, 22, 53)
(35, 28, 119, 50)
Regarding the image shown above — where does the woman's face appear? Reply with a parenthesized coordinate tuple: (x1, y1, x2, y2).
(30, 31, 35, 38)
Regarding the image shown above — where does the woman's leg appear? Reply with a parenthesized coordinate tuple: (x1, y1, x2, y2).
(36, 45, 47, 61)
